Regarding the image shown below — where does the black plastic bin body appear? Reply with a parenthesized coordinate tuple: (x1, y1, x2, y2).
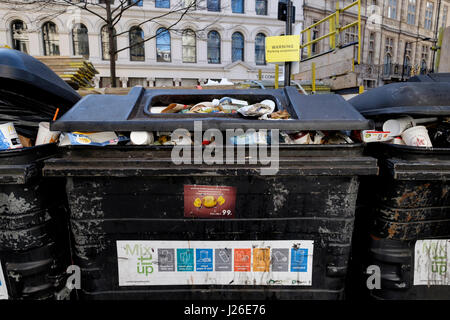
(353, 143, 450, 300)
(0, 144, 71, 300)
(42, 144, 377, 300)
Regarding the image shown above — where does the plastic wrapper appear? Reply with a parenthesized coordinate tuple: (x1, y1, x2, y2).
(59, 132, 129, 146)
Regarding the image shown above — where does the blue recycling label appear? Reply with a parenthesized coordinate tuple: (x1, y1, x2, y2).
(196, 249, 213, 271)
(177, 249, 194, 272)
(290, 248, 308, 272)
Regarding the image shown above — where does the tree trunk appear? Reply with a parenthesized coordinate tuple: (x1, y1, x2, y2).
(105, 0, 117, 88)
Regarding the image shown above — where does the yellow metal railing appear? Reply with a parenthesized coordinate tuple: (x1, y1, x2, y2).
(300, 0, 361, 64)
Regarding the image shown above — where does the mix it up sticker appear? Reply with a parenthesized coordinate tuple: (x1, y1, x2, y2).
(0, 260, 8, 299)
(184, 185, 237, 218)
(414, 239, 450, 286)
(117, 240, 314, 287)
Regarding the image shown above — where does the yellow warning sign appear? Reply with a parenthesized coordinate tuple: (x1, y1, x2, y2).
(265, 35, 300, 63)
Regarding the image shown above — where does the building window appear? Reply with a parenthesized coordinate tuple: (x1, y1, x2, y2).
(255, 0, 267, 15)
(344, 24, 357, 44)
(185, 0, 196, 9)
(255, 33, 266, 65)
(443, 6, 448, 28)
(207, 30, 220, 64)
(421, 60, 428, 74)
(207, 0, 220, 11)
(129, 26, 145, 61)
(312, 21, 319, 55)
(129, 77, 147, 87)
(10, 20, 28, 53)
(42, 22, 59, 56)
(421, 45, 429, 73)
(127, 0, 143, 5)
(72, 23, 89, 58)
(101, 25, 117, 60)
(384, 53, 392, 75)
(232, 0, 244, 13)
(384, 37, 393, 75)
(155, 0, 169, 8)
(182, 29, 196, 63)
(156, 27, 171, 62)
(232, 32, 244, 62)
(407, 0, 416, 25)
(387, 0, 397, 19)
(368, 32, 375, 64)
(424, 2, 434, 30)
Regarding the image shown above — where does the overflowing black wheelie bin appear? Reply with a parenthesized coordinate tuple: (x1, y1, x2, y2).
(42, 86, 378, 300)
(0, 49, 79, 300)
(348, 81, 450, 300)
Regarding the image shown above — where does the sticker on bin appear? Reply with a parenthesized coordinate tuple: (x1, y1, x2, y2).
(116, 240, 314, 286)
(184, 185, 237, 218)
(414, 239, 450, 286)
(0, 260, 8, 299)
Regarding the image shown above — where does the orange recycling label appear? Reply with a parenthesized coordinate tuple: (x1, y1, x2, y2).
(234, 249, 251, 272)
(253, 248, 271, 272)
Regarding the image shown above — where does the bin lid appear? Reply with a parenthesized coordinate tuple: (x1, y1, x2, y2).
(0, 48, 80, 110)
(348, 82, 450, 117)
(51, 86, 372, 132)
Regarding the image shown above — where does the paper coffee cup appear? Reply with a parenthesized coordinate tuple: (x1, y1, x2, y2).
(0, 122, 23, 150)
(401, 126, 433, 147)
(35, 122, 60, 146)
(130, 131, 154, 145)
(383, 116, 415, 137)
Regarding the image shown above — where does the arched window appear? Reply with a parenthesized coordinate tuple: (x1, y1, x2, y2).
(421, 59, 428, 74)
(384, 53, 391, 75)
(232, 32, 244, 62)
(404, 56, 411, 77)
(207, 31, 221, 64)
(156, 27, 171, 62)
(11, 20, 29, 53)
(72, 23, 89, 58)
(255, 33, 266, 65)
(42, 22, 59, 56)
(232, 0, 244, 13)
(182, 29, 196, 63)
(101, 25, 117, 61)
(129, 26, 145, 61)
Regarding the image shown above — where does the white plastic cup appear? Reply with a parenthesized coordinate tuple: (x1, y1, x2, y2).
(401, 126, 433, 147)
(0, 122, 23, 150)
(130, 131, 154, 145)
(383, 116, 415, 137)
(35, 122, 60, 146)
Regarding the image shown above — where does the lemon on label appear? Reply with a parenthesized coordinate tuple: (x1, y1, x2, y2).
(202, 196, 217, 208)
(217, 196, 225, 206)
(194, 198, 202, 208)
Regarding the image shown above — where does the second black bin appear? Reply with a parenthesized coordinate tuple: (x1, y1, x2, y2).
(349, 81, 450, 300)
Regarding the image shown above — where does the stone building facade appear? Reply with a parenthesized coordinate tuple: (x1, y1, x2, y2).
(0, 0, 304, 88)
(302, 0, 449, 88)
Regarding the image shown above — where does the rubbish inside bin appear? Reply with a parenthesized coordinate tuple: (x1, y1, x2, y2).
(0, 122, 23, 150)
(58, 131, 129, 146)
(429, 120, 450, 148)
(155, 98, 280, 118)
(281, 131, 353, 145)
